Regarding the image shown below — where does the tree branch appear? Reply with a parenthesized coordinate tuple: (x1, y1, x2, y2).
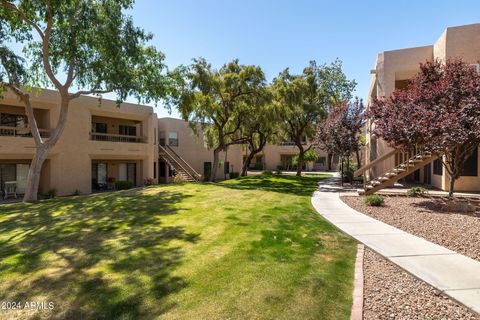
(5, 84, 43, 145)
(69, 88, 112, 100)
(0, 0, 45, 39)
(41, 1, 63, 90)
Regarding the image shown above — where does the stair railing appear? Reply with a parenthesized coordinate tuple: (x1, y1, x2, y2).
(159, 145, 200, 181)
(165, 145, 201, 180)
(354, 148, 400, 189)
(363, 145, 436, 194)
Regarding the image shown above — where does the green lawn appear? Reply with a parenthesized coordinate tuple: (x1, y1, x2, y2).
(0, 174, 356, 320)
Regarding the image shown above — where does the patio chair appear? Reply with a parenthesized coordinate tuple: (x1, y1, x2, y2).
(3, 181, 17, 199)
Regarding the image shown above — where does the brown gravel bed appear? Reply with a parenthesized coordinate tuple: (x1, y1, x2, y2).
(341, 195, 480, 262)
(364, 249, 479, 320)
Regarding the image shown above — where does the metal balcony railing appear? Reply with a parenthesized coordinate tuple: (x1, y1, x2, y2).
(0, 126, 51, 138)
(90, 132, 147, 143)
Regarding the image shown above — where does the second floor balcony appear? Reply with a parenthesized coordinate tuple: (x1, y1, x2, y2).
(0, 105, 51, 139)
(90, 132, 147, 143)
(0, 126, 51, 138)
(90, 115, 147, 144)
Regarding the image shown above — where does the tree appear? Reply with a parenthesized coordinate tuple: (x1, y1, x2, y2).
(272, 60, 356, 176)
(369, 59, 480, 198)
(175, 58, 268, 181)
(239, 94, 278, 176)
(292, 149, 320, 166)
(315, 98, 365, 184)
(0, 0, 171, 201)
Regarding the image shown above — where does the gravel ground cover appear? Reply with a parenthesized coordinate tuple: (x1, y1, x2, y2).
(341, 195, 480, 261)
(363, 249, 479, 320)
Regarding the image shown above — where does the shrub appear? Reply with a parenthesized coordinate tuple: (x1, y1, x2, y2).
(144, 177, 155, 186)
(229, 172, 240, 179)
(407, 187, 428, 197)
(115, 180, 133, 190)
(254, 162, 263, 170)
(364, 194, 384, 206)
(173, 174, 188, 183)
(72, 189, 81, 196)
(45, 188, 57, 199)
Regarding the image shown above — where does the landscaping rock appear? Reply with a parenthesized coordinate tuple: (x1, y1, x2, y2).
(363, 249, 479, 320)
(341, 195, 480, 262)
(441, 200, 476, 213)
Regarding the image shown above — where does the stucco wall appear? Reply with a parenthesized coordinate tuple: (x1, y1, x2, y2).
(0, 88, 157, 196)
(157, 118, 243, 179)
(366, 23, 480, 191)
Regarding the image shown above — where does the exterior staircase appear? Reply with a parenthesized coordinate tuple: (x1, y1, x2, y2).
(159, 145, 201, 182)
(354, 148, 438, 195)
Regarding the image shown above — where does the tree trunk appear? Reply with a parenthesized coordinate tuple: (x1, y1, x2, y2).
(23, 145, 49, 202)
(340, 157, 344, 187)
(296, 150, 304, 177)
(241, 152, 255, 177)
(356, 150, 361, 169)
(327, 153, 332, 171)
(211, 148, 221, 182)
(448, 175, 455, 199)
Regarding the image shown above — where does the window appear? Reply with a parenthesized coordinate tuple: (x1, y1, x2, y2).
(159, 131, 166, 146)
(119, 163, 136, 184)
(119, 125, 136, 136)
(169, 132, 178, 146)
(92, 122, 107, 133)
(316, 156, 326, 166)
(154, 130, 157, 145)
(224, 161, 230, 174)
(433, 158, 443, 175)
(1, 113, 27, 127)
(461, 148, 478, 176)
(92, 162, 107, 190)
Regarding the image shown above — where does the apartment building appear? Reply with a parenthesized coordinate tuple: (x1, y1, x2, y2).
(0, 86, 335, 198)
(245, 142, 332, 172)
(157, 117, 242, 182)
(0, 88, 158, 197)
(361, 23, 480, 193)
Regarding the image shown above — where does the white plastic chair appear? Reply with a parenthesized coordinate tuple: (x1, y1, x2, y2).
(4, 181, 17, 199)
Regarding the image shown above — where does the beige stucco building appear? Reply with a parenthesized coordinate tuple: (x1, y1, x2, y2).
(1, 88, 158, 197)
(365, 23, 480, 192)
(0, 89, 246, 197)
(245, 142, 332, 172)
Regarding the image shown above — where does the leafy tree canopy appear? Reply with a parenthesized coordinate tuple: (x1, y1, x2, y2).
(0, 0, 171, 103)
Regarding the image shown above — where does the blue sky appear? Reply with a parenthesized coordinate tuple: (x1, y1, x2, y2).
(128, 0, 480, 118)
(11, 1, 480, 118)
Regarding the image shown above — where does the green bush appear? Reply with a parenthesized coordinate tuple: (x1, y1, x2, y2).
(254, 162, 264, 170)
(364, 194, 384, 206)
(262, 170, 273, 176)
(229, 172, 240, 179)
(115, 180, 133, 190)
(45, 188, 57, 199)
(407, 187, 428, 197)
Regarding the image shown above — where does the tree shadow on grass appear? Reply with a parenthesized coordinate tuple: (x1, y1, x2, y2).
(218, 174, 330, 197)
(0, 187, 199, 319)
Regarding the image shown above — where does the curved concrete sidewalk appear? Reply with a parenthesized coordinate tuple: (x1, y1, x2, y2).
(311, 178, 480, 315)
